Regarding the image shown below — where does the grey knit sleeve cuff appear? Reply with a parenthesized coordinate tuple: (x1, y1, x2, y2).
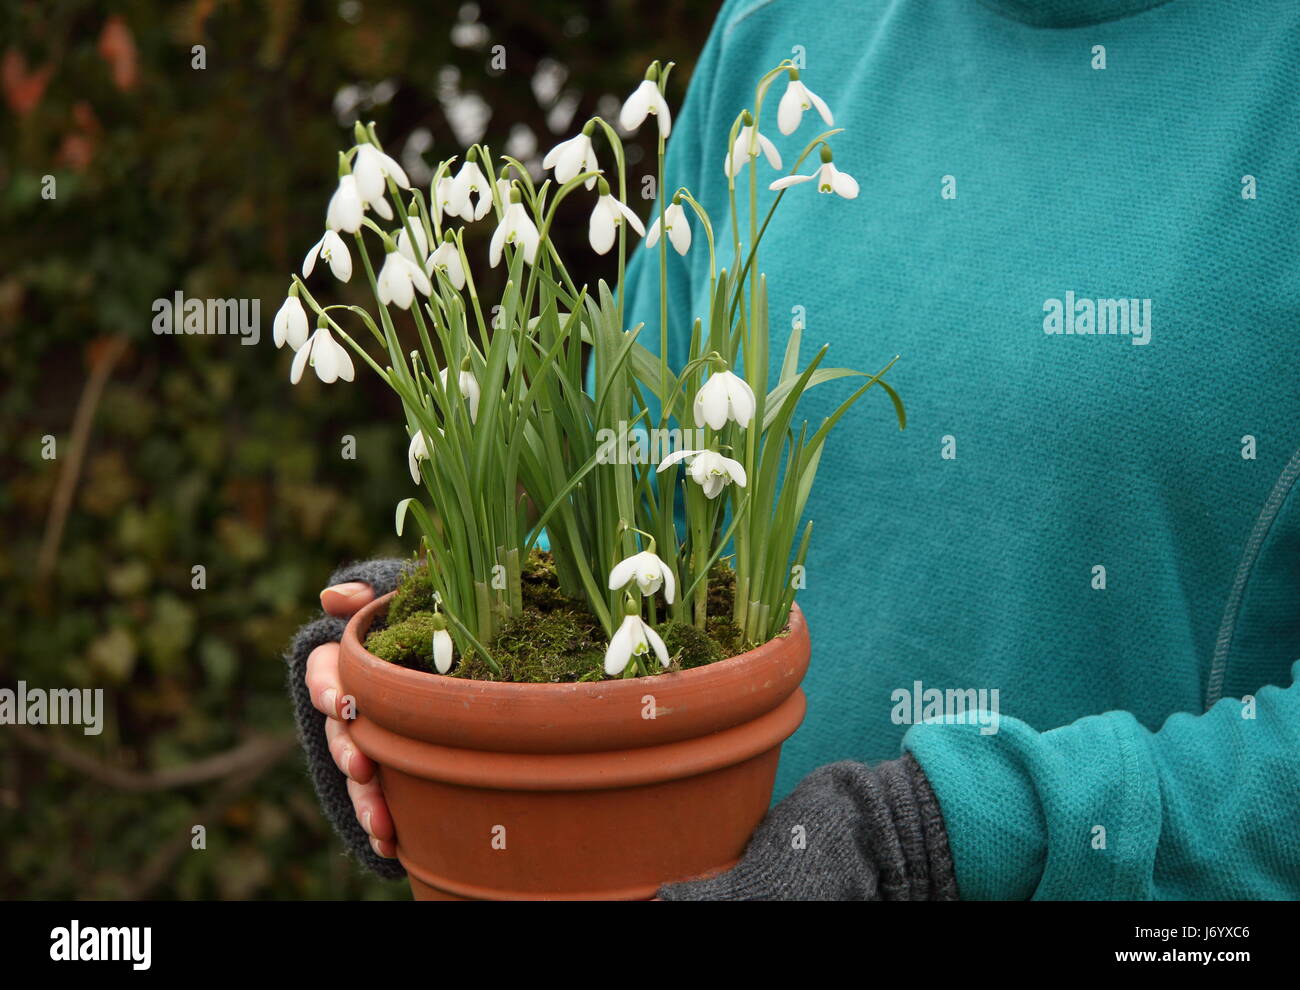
(284, 559, 410, 882)
(657, 753, 959, 901)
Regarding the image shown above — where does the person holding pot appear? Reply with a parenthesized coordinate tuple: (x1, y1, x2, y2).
(287, 0, 1300, 899)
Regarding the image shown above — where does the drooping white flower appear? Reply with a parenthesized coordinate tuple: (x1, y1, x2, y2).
(440, 365, 481, 422)
(353, 143, 411, 208)
(725, 124, 782, 178)
(302, 230, 353, 282)
(396, 220, 430, 266)
(290, 326, 355, 385)
(431, 613, 454, 674)
(589, 181, 645, 255)
(432, 171, 458, 225)
(426, 238, 466, 291)
(644, 201, 691, 256)
(656, 448, 748, 500)
(776, 72, 834, 136)
(693, 370, 756, 430)
(450, 160, 493, 222)
(619, 77, 672, 138)
(604, 611, 670, 676)
(543, 130, 599, 189)
(608, 550, 676, 604)
(769, 156, 859, 200)
(407, 429, 430, 484)
(377, 249, 432, 309)
(272, 293, 310, 351)
(489, 188, 540, 267)
(326, 174, 365, 233)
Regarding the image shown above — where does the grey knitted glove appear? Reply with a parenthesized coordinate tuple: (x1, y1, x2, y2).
(284, 559, 409, 881)
(658, 754, 959, 900)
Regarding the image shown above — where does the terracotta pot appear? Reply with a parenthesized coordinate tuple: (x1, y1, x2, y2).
(339, 593, 810, 900)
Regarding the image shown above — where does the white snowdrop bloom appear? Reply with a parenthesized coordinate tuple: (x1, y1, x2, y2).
(588, 184, 645, 255)
(776, 72, 834, 136)
(489, 189, 541, 267)
(450, 160, 493, 221)
(426, 238, 466, 291)
(725, 125, 782, 178)
(353, 143, 410, 208)
(407, 429, 430, 484)
(396, 220, 430, 266)
(290, 326, 355, 385)
(644, 201, 691, 256)
(430, 613, 454, 674)
(608, 550, 676, 604)
(619, 78, 672, 138)
(439, 366, 481, 423)
(543, 130, 599, 189)
(432, 172, 458, 225)
(656, 448, 748, 500)
(302, 230, 353, 282)
(272, 294, 310, 351)
(769, 158, 859, 200)
(693, 370, 756, 430)
(604, 612, 670, 676)
(377, 249, 432, 309)
(326, 174, 364, 233)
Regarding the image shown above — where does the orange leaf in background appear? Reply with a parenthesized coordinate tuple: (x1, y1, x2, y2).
(1, 48, 53, 116)
(97, 15, 139, 92)
(56, 101, 102, 172)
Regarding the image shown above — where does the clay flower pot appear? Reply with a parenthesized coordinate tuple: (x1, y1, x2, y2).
(339, 593, 810, 900)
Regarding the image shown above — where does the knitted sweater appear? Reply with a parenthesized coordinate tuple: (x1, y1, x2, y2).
(616, 0, 1300, 899)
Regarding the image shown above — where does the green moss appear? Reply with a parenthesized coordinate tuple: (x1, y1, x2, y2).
(364, 553, 765, 681)
(364, 611, 441, 672)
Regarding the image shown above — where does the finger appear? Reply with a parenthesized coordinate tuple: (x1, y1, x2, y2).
(370, 837, 398, 859)
(321, 581, 375, 618)
(325, 717, 375, 783)
(348, 776, 396, 843)
(305, 642, 342, 717)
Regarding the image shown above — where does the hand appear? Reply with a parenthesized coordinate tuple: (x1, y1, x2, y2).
(306, 581, 398, 860)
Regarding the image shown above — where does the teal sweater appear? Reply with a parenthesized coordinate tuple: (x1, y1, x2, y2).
(621, 0, 1300, 899)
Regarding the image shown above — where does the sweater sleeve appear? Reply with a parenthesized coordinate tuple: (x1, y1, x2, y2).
(284, 559, 409, 881)
(658, 754, 959, 900)
(903, 661, 1300, 899)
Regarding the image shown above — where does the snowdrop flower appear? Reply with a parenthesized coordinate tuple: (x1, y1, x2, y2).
(604, 608, 669, 676)
(657, 448, 748, 500)
(302, 230, 352, 282)
(693, 369, 756, 430)
(272, 291, 309, 351)
(776, 70, 833, 136)
(589, 179, 645, 255)
(377, 247, 432, 309)
(440, 362, 481, 422)
(619, 70, 672, 138)
(407, 429, 430, 484)
(431, 170, 458, 225)
(431, 612, 454, 674)
(290, 325, 354, 385)
(326, 174, 364, 233)
(724, 120, 782, 178)
(608, 550, 676, 604)
(396, 218, 430, 266)
(450, 159, 493, 222)
(353, 142, 410, 208)
(769, 146, 859, 199)
(489, 186, 540, 267)
(543, 125, 600, 189)
(426, 235, 466, 291)
(645, 200, 691, 256)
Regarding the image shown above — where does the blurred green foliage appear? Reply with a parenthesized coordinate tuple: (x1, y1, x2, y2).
(0, 0, 714, 899)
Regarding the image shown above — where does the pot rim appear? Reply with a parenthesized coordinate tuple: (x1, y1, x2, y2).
(339, 593, 811, 754)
